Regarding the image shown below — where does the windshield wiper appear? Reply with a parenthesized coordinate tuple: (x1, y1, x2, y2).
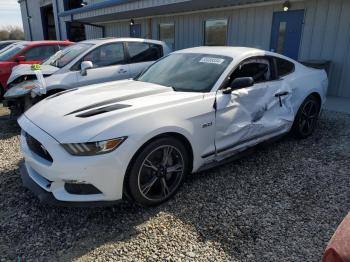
(134, 79, 177, 91)
(165, 85, 176, 91)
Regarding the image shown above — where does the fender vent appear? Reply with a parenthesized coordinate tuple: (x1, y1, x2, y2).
(75, 104, 131, 118)
(25, 133, 53, 163)
(64, 183, 102, 195)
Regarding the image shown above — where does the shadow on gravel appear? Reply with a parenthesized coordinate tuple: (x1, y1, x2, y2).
(1, 162, 157, 260)
(0, 115, 20, 140)
(1, 111, 350, 261)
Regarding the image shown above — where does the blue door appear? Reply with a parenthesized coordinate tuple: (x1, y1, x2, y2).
(270, 10, 305, 60)
(130, 24, 141, 38)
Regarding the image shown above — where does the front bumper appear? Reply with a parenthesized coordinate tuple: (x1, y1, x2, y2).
(20, 162, 122, 207)
(18, 115, 130, 206)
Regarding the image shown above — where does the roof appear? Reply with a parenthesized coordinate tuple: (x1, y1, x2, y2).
(175, 46, 266, 58)
(60, 0, 139, 17)
(0, 40, 21, 44)
(27, 40, 73, 45)
(12, 40, 73, 46)
(174, 46, 299, 63)
(59, 0, 278, 23)
(80, 37, 165, 45)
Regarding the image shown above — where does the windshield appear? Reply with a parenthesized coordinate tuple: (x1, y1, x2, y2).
(0, 43, 26, 61)
(43, 43, 92, 68)
(0, 42, 12, 51)
(137, 53, 232, 92)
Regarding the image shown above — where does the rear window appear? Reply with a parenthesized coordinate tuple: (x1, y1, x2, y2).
(24, 45, 58, 61)
(127, 42, 163, 63)
(275, 57, 295, 77)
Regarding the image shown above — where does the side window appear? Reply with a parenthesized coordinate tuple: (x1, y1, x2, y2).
(275, 57, 295, 77)
(24, 45, 57, 61)
(230, 58, 272, 85)
(82, 43, 125, 68)
(58, 44, 69, 50)
(127, 42, 163, 63)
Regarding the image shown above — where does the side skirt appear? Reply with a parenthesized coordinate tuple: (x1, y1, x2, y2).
(196, 133, 287, 173)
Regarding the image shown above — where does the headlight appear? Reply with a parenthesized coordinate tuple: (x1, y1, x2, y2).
(62, 137, 127, 156)
(4, 84, 35, 99)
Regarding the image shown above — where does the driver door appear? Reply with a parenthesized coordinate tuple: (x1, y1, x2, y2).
(75, 42, 130, 86)
(214, 56, 294, 158)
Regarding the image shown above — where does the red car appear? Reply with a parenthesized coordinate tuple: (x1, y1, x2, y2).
(0, 40, 72, 99)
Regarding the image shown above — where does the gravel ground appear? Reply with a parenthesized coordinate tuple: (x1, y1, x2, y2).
(0, 103, 10, 117)
(0, 109, 349, 262)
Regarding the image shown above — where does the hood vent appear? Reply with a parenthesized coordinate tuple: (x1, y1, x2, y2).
(75, 104, 131, 118)
(66, 88, 170, 116)
(46, 88, 78, 100)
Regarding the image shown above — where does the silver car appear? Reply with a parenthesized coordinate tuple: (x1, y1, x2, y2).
(5, 38, 171, 111)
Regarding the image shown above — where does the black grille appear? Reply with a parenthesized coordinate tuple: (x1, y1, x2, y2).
(25, 133, 53, 163)
(64, 183, 102, 195)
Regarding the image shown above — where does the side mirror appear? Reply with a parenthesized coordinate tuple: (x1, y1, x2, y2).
(16, 55, 26, 62)
(222, 77, 254, 94)
(80, 61, 93, 76)
(231, 77, 254, 89)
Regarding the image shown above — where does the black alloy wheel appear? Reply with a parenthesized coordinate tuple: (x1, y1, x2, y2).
(127, 137, 189, 206)
(292, 95, 320, 138)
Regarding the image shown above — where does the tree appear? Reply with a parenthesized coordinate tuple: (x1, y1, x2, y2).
(0, 26, 24, 41)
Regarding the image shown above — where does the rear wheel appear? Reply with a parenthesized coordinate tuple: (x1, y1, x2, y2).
(127, 137, 189, 206)
(292, 95, 320, 138)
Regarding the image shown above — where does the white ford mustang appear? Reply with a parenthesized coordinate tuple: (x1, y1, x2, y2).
(18, 47, 328, 206)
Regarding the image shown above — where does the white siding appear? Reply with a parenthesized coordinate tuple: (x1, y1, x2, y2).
(299, 0, 350, 98)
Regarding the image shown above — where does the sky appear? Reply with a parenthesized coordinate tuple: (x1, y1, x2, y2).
(0, 0, 23, 28)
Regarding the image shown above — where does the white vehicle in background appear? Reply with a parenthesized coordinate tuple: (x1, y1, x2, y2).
(18, 47, 328, 207)
(4, 38, 171, 112)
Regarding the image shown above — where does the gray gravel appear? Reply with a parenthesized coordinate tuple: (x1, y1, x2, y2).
(0, 110, 349, 262)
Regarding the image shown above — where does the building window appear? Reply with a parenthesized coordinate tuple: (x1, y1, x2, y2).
(276, 21, 287, 54)
(64, 0, 84, 10)
(204, 19, 228, 46)
(159, 23, 175, 50)
(41, 4, 56, 40)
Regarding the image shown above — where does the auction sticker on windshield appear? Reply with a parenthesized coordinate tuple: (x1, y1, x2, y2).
(199, 57, 225, 64)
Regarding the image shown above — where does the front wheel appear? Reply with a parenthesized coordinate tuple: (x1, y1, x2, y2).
(127, 137, 190, 206)
(292, 95, 320, 139)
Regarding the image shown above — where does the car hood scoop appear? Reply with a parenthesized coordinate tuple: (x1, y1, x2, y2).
(75, 104, 131, 118)
(65, 87, 168, 116)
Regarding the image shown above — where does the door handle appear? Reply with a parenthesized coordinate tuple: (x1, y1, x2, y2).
(118, 68, 127, 74)
(275, 91, 289, 107)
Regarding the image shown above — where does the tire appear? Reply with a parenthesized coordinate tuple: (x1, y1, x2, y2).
(292, 95, 321, 139)
(127, 137, 190, 206)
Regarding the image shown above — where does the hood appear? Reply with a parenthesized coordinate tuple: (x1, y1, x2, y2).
(23, 80, 203, 143)
(7, 64, 59, 84)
